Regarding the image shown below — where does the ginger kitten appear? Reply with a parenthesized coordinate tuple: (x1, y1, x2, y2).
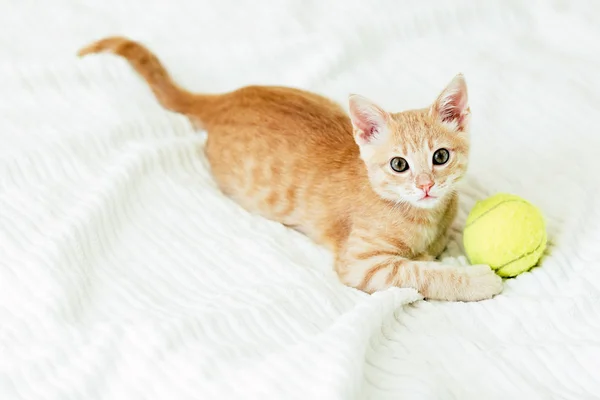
(78, 37, 503, 301)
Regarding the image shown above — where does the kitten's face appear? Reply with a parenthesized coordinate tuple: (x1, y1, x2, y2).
(349, 74, 471, 209)
(359, 112, 469, 208)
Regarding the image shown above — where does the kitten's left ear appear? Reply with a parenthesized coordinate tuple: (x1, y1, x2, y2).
(431, 74, 470, 132)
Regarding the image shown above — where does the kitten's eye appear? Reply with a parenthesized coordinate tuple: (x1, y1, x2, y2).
(390, 157, 409, 173)
(433, 148, 450, 165)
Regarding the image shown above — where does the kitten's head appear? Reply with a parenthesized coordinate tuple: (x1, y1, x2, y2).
(349, 74, 471, 209)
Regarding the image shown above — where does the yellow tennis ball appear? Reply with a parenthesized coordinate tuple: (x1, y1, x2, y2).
(463, 193, 547, 277)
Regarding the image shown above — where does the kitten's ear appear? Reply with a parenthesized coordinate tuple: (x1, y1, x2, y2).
(431, 74, 470, 132)
(348, 94, 390, 145)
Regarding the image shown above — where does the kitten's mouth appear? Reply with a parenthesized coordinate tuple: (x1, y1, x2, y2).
(419, 194, 437, 201)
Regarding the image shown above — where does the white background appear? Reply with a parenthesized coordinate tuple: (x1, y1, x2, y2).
(1, 1, 599, 399)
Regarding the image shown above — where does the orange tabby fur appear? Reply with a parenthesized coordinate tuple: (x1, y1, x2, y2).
(78, 37, 503, 301)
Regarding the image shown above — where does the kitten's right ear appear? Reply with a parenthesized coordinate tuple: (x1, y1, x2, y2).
(348, 95, 390, 145)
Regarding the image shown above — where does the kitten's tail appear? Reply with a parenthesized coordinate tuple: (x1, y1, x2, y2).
(78, 36, 198, 115)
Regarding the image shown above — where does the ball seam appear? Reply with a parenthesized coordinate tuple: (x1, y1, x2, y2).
(495, 235, 546, 275)
(464, 199, 529, 230)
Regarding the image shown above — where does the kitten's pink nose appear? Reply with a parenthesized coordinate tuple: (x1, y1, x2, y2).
(418, 182, 434, 193)
(416, 174, 434, 194)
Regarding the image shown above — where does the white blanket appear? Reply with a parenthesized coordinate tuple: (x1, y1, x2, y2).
(1, 0, 599, 398)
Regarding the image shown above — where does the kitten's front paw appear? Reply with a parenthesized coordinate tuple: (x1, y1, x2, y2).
(459, 264, 503, 301)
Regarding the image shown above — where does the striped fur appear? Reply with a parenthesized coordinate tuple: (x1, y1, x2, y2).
(78, 36, 503, 301)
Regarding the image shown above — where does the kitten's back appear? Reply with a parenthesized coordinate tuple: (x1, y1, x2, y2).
(200, 85, 364, 246)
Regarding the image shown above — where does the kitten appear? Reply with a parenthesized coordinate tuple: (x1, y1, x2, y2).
(78, 37, 503, 301)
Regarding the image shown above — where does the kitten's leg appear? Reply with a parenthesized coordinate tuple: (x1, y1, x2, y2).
(336, 236, 502, 301)
(424, 230, 451, 260)
(338, 255, 502, 301)
(413, 253, 435, 261)
(409, 233, 449, 262)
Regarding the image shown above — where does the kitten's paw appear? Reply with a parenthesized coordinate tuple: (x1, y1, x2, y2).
(458, 264, 503, 301)
(422, 263, 503, 302)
